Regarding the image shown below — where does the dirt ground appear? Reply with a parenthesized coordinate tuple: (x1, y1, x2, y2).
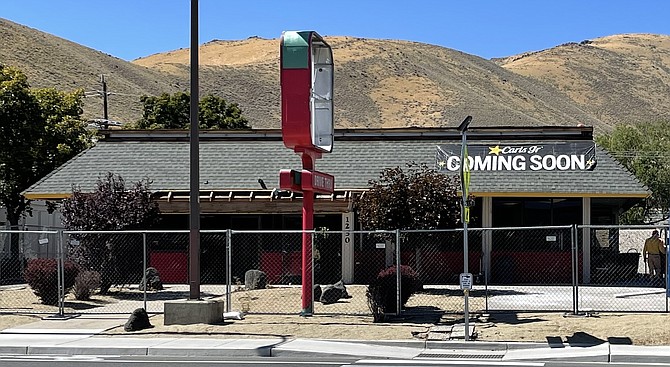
(2, 284, 670, 345)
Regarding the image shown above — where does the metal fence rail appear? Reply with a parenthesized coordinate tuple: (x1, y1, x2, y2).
(1, 225, 667, 317)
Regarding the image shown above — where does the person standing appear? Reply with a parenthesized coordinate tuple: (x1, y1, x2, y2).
(643, 230, 666, 281)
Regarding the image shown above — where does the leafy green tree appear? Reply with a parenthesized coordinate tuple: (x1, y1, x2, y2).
(134, 92, 249, 129)
(60, 172, 160, 293)
(0, 65, 93, 229)
(354, 163, 463, 230)
(199, 94, 249, 129)
(596, 121, 670, 224)
(32, 88, 93, 176)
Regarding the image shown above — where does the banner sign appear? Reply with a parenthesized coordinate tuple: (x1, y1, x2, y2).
(436, 142, 597, 172)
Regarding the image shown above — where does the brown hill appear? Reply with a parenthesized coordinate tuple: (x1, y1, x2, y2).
(3, 17, 669, 132)
(135, 36, 605, 130)
(496, 34, 670, 127)
(0, 18, 185, 124)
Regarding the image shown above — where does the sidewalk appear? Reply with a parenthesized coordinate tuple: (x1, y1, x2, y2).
(1, 315, 670, 363)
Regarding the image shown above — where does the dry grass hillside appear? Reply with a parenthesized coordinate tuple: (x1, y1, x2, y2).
(3, 16, 669, 131)
(0, 18, 186, 124)
(497, 34, 670, 127)
(135, 36, 605, 130)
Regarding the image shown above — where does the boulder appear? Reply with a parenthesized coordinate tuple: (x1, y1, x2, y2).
(124, 308, 153, 332)
(139, 267, 163, 291)
(334, 280, 352, 299)
(320, 284, 343, 304)
(245, 269, 267, 290)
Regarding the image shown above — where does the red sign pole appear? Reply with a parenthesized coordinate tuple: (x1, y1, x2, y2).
(301, 152, 315, 315)
(280, 31, 334, 317)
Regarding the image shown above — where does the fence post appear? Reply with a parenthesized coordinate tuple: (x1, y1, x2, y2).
(142, 232, 147, 312)
(571, 224, 579, 315)
(226, 229, 232, 313)
(57, 230, 64, 317)
(396, 229, 401, 316)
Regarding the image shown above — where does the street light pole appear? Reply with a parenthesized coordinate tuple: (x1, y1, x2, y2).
(188, 0, 201, 300)
(457, 115, 472, 341)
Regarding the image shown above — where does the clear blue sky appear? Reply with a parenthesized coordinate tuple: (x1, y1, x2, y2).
(3, 0, 669, 61)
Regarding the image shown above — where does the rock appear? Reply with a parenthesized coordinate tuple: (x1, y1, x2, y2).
(124, 308, 153, 332)
(320, 284, 343, 304)
(334, 280, 352, 299)
(313, 284, 322, 301)
(139, 267, 163, 291)
(245, 269, 267, 290)
(223, 311, 245, 320)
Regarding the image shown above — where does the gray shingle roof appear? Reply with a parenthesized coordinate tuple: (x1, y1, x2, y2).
(24, 128, 648, 199)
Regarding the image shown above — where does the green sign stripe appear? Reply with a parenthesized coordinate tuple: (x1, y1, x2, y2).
(282, 31, 310, 69)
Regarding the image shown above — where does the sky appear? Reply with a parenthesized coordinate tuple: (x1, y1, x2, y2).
(3, 0, 670, 61)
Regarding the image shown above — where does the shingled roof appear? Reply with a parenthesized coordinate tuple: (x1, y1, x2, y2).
(23, 126, 648, 200)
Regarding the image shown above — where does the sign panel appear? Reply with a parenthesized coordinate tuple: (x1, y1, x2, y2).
(279, 169, 334, 194)
(279, 169, 302, 192)
(280, 31, 334, 153)
(302, 170, 335, 193)
(459, 273, 473, 290)
(436, 142, 597, 172)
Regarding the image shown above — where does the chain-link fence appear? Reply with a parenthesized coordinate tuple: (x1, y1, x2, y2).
(1, 230, 61, 313)
(228, 230, 394, 315)
(1, 226, 667, 317)
(578, 225, 668, 312)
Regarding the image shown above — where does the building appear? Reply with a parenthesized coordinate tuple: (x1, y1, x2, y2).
(22, 126, 648, 284)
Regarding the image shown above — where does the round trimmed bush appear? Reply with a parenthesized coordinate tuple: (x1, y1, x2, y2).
(24, 258, 79, 305)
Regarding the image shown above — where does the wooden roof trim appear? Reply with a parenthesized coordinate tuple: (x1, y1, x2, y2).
(153, 189, 365, 202)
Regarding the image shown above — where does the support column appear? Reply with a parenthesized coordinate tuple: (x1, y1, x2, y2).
(582, 197, 591, 284)
(341, 212, 354, 283)
(482, 197, 493, 282)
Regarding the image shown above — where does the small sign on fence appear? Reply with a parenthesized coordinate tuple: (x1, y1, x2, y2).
(38, 238, 49, 245)
(459, 273, 473, 290)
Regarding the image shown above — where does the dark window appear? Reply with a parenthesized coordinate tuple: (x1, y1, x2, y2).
(493, 198, 581, 227)
(492, 197, 581, 251)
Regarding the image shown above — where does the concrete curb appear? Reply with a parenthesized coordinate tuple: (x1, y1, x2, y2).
(504, 343, 610, 362)
(610, 344, 670, 363)
(272, 339, 422, 359)
(0, 334, 667, 362)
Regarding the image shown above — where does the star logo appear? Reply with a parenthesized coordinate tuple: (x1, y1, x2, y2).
(586, 159, 597, 170)
(437, 160, 446, 168)
(489, 145, 502, 156)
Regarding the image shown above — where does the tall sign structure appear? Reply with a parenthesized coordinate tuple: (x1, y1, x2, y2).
(279, 31, 335, 316)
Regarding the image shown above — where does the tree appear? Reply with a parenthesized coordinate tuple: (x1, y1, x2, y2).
(133, 92, 250, 129)
(0, 65, 93, 229)
(60, 172, 160, 293)
(354, 163, 463, 230)
(596, 121, 670, 224)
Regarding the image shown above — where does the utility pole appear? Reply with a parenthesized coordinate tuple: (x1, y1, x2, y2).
(188, 0, 201, 300)
(100, 75, 109, 129)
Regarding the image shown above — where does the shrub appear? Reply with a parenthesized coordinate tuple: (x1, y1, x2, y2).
(61, 172, 160, 294)
(366, 265, 423, 322)
(24, 258, 79, 305)
(73, 270, 101, 300)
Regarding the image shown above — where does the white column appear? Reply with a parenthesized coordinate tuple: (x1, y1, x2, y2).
(582, 197, 591, 284)
(341, 212, 355, 283)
